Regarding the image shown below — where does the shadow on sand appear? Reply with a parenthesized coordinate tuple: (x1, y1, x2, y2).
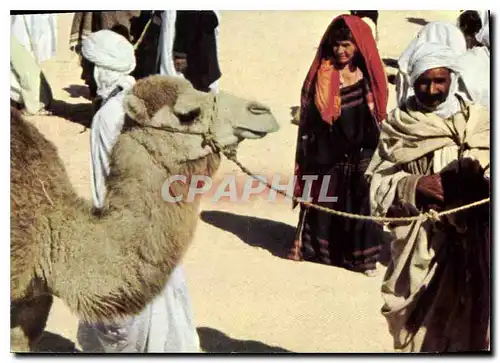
(197, 327, 293, 353)
(49, 99, 94, 129)
(63, 84, 92, 100)
(201, 210, 394, 266)
(200, 211, 296, 259)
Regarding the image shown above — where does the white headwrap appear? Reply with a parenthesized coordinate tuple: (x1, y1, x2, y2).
(396, 22, 467, 107)
(81, 29, 136, 99)
(475, 10, 490, 48)
(406, 42, 463, 119)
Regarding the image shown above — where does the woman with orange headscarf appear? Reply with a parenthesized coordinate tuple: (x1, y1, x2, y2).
(288, 15, 388, 276)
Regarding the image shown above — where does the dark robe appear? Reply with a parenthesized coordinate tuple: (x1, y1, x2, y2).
(173, 11, 221, 92)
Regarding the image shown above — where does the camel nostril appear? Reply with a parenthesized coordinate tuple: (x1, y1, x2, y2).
(247, 102, 271, 115)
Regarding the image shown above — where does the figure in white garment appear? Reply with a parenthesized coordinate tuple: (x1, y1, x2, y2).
(157, 10, 221, 94)
(11, 13, 57, 64)
(456, 10, 490, 111)
(10, 14, 57, 114)
(76, 29, 200, 353)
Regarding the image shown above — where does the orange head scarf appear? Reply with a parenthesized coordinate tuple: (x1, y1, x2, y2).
(300, 14, 388, 126)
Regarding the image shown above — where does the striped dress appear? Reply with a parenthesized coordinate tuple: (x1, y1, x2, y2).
(291, 77, 384, 272)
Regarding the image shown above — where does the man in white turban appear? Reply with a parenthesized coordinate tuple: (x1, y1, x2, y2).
(395, 22, 467, 108)
(396, 21, 490, 112)
(366, 41, 490, 352)
(76, 29, 200, 353)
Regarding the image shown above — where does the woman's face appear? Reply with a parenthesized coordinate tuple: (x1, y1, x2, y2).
(413, 67, 452, 109)
(332, 39, 357, 66)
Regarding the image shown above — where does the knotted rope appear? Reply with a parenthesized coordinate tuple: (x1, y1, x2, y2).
(220, 147, 490, 223)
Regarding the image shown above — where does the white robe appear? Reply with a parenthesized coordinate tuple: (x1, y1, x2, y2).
(457, 46, 490, 111)
(78, 79, 200, 353)
(10, 35, 52, 114)
(11, 14, 57, 64)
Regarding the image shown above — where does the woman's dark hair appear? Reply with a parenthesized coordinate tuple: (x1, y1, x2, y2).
(328, 19, 354, 43)
(322, 19, 358, 60)
(458, 10, 482, 36)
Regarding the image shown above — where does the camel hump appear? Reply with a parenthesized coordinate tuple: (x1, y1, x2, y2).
(10, 108, 75, 212)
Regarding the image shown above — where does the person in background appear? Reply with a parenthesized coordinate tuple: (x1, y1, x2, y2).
(10, 13, 57, 115)
(10, 36, 53, 115)
(11, 13, 58, 64)
(288, 15, 388, 276)
(168, 10, 222, 93)
(457, 10, 485, 49)
(457, 11, 490, 111)
(75, 29, 200, 353)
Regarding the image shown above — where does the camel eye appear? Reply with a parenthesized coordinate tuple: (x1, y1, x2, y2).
(174, 108, 201, 124)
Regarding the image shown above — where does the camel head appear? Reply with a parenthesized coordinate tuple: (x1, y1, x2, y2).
(123, 75, 279, 164)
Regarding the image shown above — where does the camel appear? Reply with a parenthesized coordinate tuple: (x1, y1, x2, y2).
(11, 75, 280, 352)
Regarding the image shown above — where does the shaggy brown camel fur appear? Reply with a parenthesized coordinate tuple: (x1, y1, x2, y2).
(11, 75, 279, 352)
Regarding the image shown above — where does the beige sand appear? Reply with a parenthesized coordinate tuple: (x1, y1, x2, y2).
(24, 10, 460, 353)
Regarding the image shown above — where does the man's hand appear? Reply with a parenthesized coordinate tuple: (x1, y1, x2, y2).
(386, 202, 420, 227)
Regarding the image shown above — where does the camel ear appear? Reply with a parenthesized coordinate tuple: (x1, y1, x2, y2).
(124, 92, 150, 125)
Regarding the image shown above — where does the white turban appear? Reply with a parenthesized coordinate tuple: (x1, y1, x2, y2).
(398, 22, 466, 77)
(396, 22, 467, 108)
(407, 42, 461, 85)
(406, 42, 464, 119)
(475, 10, 490, 48)
(81, 29, 135, 73)
(81, 29, 136, 100)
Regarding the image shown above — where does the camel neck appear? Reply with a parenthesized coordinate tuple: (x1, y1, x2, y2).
(48, 144, 219, 323)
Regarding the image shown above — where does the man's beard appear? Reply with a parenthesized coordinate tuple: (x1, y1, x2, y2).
(415, 93, 448, 111)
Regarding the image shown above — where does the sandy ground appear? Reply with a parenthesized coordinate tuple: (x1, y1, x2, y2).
(23, 10, 460, 353)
